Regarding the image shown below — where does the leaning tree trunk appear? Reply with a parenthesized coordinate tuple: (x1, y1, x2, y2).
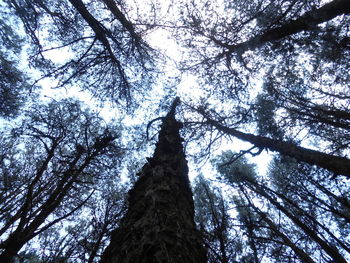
(204, 117, 350, 178)
(226, 0, 350, 55)
(100, 98, 207, 263)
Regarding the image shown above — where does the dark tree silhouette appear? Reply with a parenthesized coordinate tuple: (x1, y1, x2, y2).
(213, 151, 350, 263)
(204, 114, 350, 178)
(0, 99, 124, 262)
(5, 0, 157, 105)
(0, 0, 349, 261)
(221, 0, 350, 57)
(0, 10, 33, 118)
(101, 98, 207, 262)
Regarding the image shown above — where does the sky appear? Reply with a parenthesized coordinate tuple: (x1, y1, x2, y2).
(21, 0, 275, 185)
(3, 1, 349, 261)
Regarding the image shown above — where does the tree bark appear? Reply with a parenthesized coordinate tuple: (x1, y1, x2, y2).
(226, 0, 350, 55)
(205, 117, 350, 178)
(101, 98, 207, 263)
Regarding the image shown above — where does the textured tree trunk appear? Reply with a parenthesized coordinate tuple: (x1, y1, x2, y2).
(101, 98, 207, 263)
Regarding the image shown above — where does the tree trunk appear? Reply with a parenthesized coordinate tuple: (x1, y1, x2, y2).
(250, 205, 316, 263)
(101, 0, 141, 45)
(246, 182, 347, 263)
(227, 0, 350, 55)
(240, 187, 316, 263)
(101, 98, 207, 263)
(67, 0, 117, 61)
(0, 139, 112, 262)
(205, 117, 350, 178)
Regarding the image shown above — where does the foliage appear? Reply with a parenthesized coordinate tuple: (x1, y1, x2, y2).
(212, 150, 257, 183)
(0, 6, 33, 118)
(0, 0, 350, 261)
(193, 175, 235, 263)
(0, 99, 126, 261)
(212, 150, 350, 263)
(3, 0, 160, 108)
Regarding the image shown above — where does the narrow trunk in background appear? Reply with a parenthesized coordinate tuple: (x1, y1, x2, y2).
(101, 98, 207, 263)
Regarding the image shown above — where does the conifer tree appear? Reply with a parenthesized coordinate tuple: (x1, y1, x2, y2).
(101, 98, 207, 262)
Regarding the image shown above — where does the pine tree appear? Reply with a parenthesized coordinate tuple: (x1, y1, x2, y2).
(101, 98, 207, 262)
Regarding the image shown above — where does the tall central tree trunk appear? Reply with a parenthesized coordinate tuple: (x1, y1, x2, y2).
(101, 98, 207, 263)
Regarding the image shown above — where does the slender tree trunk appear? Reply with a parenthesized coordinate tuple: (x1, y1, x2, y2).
(241, 187, 316, 263)
(205, 117, 350, 178)
(67, 0, 118, 62)
(101, 0, 141, 45)
(260, 215, 316, 263)
(0, 141, 111, 262)
(284, 105, 350, 130)
(245, 221, 259, 263)
(101, 98, 207, 263)
(246, 183, 347, 263)
(310, 178, 350, 210)
(248, 203, 316, 263)
(266, 184, 350, 254)
(202, 184, 229, 263)
(227, 0, 350, 54)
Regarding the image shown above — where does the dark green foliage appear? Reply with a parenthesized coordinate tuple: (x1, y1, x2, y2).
(0, 57, 27, 118)
(213, 150, 256, 184)
(254, 93, 283, 139)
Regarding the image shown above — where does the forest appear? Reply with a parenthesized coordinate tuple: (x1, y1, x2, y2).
(0, 0, 349, 262)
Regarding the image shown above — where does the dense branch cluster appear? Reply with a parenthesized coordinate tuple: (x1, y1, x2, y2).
(0, 0, 349, 262)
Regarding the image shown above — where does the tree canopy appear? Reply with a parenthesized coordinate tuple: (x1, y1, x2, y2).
(0, 0, 349, 262)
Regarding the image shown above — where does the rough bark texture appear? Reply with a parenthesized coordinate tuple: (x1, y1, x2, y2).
(101, 98, 207, 263)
